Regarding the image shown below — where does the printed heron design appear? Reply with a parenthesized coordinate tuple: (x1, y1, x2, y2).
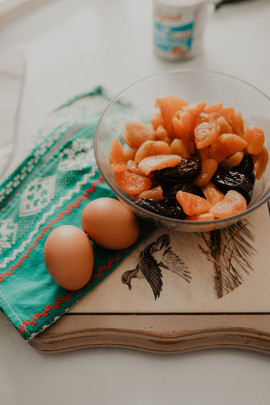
(121, 234, 191, 299)
(198, 220, 256, 298)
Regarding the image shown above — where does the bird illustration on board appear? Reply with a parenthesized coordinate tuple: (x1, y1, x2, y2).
(121, 234, 191, 299)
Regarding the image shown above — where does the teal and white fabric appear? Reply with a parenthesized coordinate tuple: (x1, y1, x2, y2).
(0, 87, 149, 341)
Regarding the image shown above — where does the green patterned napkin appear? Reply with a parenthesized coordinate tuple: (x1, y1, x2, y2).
(0, 86, 149, 341)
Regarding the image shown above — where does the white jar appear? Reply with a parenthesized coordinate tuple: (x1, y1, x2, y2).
(153, 0, 209, 60)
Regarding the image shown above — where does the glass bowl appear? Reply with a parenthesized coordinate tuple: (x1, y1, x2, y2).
(94, 69, 270, 232)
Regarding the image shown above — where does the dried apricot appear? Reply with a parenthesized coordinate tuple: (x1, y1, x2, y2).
(193, 158, 218, 187)
(221, 107, 235, 124)
(219, 151, 244, 171)
(219, 133, 247, 154)
(195, 112, 209, 126)
(155, 126, 170, 143)
(137, 186, 163, 201)
(202, 182, 224, 206)
(185, 140, 195, 154)
(176, 191, 211, 216)
(155, 96, 188, 136)
(194, 121, 220, 149)
(210, 190, 247, 218)
(134, 140, 171, 164)
(172, 116, 185, 139)
(114, 171, 152, 195)
(123, 148, 137, 161)
(209, 141, 229, 163)
(122, 130, 137, 149)
(109, 138, 125, 164)
(170, 139, 190, 158)
(126, 160, 145, 176)
(138, 154, 181, 176)
(231, 112, 244, 137)
(182, 101, 206, 117)
(150, 113, 164, 130)
(216, 116, 232, 134)
(155, 98, 175, 136)
(199, 146, 211, 160)
(186, 213, 215, 221)
(195, 112, 219, 126)
(210, 134, 247, 162)
(174, 111, 196, 140)
(109, 162, 128, 172)
(244, 126, 265, 155)
(204, 103, 223, 114)
(159, 95, 188, 115)
(124, 122, 156, 148)
(252, 146, 269, 179)
(109, 138, 128, 172)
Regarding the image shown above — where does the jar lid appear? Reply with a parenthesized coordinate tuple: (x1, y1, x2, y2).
(154, 0, 208, 7)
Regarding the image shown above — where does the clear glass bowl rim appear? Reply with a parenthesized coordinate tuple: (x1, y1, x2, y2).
(94, 68, 270, 228)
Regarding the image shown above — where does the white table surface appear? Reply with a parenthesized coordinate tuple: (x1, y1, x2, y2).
(1, 0, 270, 404)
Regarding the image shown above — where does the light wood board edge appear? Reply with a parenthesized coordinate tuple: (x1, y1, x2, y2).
(29, 313, 270, 354)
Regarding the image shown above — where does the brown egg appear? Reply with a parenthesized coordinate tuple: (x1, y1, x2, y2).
(81, 197, 140, 249)
(44, 225, 94, 290)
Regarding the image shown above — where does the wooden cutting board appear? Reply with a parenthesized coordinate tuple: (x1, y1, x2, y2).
(30, 204, 270, 354)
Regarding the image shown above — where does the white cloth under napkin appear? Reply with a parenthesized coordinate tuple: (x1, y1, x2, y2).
(0, 52, 25, 179)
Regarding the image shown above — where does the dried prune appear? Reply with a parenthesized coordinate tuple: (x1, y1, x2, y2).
(162, 182, 205, 199)
(249, 171, 255, 186)
(153, 156, 201, 184)
(135, 198, 186, 219)
(231, 153, 254, 176)
(212, 170, 254, 204)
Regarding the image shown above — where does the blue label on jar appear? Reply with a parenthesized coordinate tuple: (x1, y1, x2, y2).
(154, 21, 194, 53)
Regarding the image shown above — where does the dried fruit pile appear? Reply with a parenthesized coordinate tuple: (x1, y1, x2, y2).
(109, 96, 269, 221)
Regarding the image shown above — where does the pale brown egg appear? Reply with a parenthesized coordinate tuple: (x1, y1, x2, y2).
(43, 225, 94, 290)
(81, 197, 140, 249)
